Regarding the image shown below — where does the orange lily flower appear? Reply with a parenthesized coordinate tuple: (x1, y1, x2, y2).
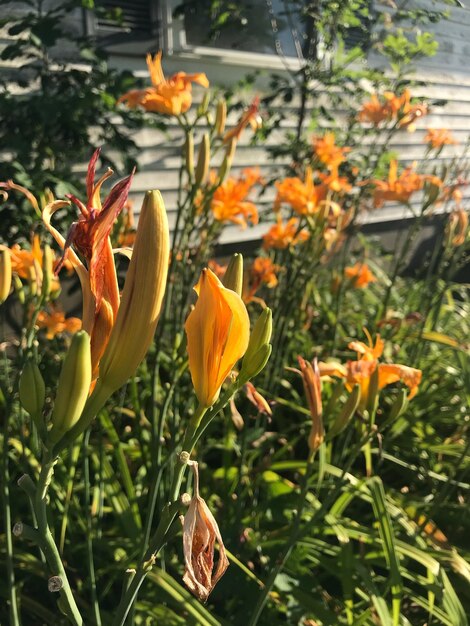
(344, 262, 376, 288)
(211, 168, 261, 228)
(116, 199, 137, 247)
(262, 216, 309, 250)
(344, 332, 421, 406)
(358, 93, 392, 126)
(313, 132, 350, 169)
(425, 128, 458, 149)
(244, 256, 280, 303)
(185, 268, 250, 408)
(207, 259, 228, 280)
(43, 148, 134, 378)
(9, 235, 61, 293)
(394, 90, 428, 131)
(249, 256, 279, 288)
(223, 97, 262, 143)
(372, 160, 425, 207)
(118, 52, 209, 116)
(36, 309, 81, 340)
(275, 167, 328, 216)
(358, 90, 427, 131)
(318, 166, 352, 194)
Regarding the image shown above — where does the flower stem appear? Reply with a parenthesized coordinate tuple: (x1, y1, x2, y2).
(112, 403, 207, 626)
(2, 423, 20, 626)
(20, 453, 84, 625)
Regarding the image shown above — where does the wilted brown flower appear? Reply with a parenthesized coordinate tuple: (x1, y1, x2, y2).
(182, 462, 229, 601)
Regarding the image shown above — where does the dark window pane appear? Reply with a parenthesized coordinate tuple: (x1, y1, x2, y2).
(181, 0, 306, 57)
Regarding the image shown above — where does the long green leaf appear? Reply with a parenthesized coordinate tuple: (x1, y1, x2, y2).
(368, 477, 403, 626)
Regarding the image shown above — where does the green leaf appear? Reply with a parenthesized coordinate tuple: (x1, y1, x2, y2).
(368, 477, 403, 625)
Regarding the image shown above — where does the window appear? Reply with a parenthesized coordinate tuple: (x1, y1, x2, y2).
(90, 0, 161, 46)
(177, 0, 308, 58)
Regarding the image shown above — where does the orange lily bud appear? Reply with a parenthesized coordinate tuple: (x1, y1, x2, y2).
(182, 462, 229, 601)
(41, 243, 54, 299)
(99, 190, 170, 393)
(215, 98, 227, 135)
(185, 268, 250, 408)
(0, 246, 11, 303)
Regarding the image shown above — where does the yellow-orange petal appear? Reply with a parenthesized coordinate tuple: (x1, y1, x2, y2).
(378, 363, 422, 399)
(185, 268, 250, 407)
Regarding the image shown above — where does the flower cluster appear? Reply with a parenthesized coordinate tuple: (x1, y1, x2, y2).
(211, 168, 262, 228)
(358, 89, 428, 131)
(320, 332, 422, 411)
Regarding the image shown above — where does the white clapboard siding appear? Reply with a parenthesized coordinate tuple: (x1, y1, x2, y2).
(2, 0, 470, 245)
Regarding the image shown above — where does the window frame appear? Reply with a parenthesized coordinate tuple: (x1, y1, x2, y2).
(84, 0, 305, 70)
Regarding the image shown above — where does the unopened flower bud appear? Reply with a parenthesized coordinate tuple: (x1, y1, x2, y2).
(185, 130, 194, 179)
(218, 137, 237, 183)
(49, 330, 92, 443)
(197, 92, 211, 116)
(195, 133, 210, 186)
(41, 243, 54, 299)
(239, 308, 272, 382)
(222, 253, 243, 297)
(215, 99, 227, 135)
(19, 359, 45, 419)
(99, 190, 169, 393)
(0, 246, 11, 304)
(328, 383, 361, 438)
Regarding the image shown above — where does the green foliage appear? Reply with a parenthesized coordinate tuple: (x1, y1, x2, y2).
(1, 1, 470, 625)
(0, 0, 148, 241)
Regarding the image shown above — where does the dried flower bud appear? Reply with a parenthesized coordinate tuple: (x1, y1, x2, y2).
(182, 462, 229, 601)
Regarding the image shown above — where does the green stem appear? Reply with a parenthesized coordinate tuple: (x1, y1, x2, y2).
(83, 431, 102, 626)
(24, 454, 84, 625)
(112, 403, 207, 626)
(2, 422, 20, 626)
